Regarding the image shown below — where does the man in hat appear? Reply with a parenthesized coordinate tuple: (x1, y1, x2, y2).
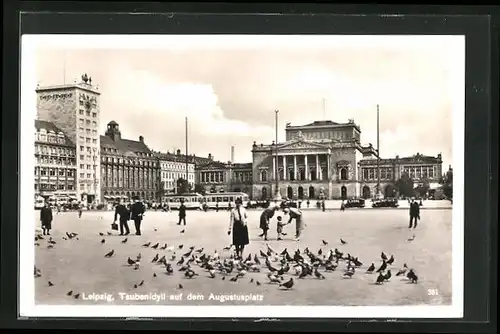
(177, 198, 187, 226)
(130, 197, 146, 235)
(259, 204, 279, 241)
(283, 207, 305, 241)
(114, 199, 130, 235)
(40, 201, 53, 235)
(409, 198, 420, 229)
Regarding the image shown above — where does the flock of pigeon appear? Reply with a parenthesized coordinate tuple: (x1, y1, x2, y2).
(34, 229, 419, 299)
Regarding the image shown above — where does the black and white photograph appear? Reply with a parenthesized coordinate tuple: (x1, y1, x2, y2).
(19, 34, 464, 318)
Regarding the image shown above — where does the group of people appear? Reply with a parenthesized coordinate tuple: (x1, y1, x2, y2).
(227, 199, 305, 259)
(113, 198, 146, 235)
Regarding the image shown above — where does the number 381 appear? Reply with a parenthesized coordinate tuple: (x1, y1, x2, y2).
(427, 289, 439, 296)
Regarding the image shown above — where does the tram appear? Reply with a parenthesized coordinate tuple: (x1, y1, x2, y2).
(202, 192, 250, 209)
(164, 193, 203, 210)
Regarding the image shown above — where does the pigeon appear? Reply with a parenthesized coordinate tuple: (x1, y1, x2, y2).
(223, 245, 232, 251)
(153, 273, 157, 278)
(322, 239, 328, 246)
(185, 269, 198, 279)
(256, 281, 261, 286)
(74, 293, 80, 299)
(101, 239, 105, 244)
(343, 270, 355, 278)
(127, 257, 136, 265)
(138, 280, 144, 286)
(104, 250, 115, 258)
(386, 255, 395, 265)
(407, 234, 416, 242)
(151, 243, 159, 249)
(375, 272, 385, 284)
(396, 264, 408, 276)
(208, 270, 216, 278)
(160, 243, 168, 250)
(381, 252, 388, 261)
(383, 270, 392, 281)
(47, 244, 54, 249)
(121, 238, 128, 244)
(180, 230, 185, 234)
(48, 281, 54, 287)
(133, 284, 138, 289)
(340, 238, 347, 245)
(279, 278, 294, 289)
(99, 233, 104, 236)
(154, 228, 158, 232)
(314, 268, 325, 279)
(178, 284, 183, 289)
(178, 244, 184, 249)
(176, 257, 185, 266)
(151, 254, 159, 263)
(142, 242, 151, 247)
(107, 232, 112, 236)
(376, 261, 387, 273)
(165, 263, 174, 275)
(66, 290, 73, 296)
(229, 276, 239, 282)
(407, 269, 418, 283)
(366, 263, 375, 273)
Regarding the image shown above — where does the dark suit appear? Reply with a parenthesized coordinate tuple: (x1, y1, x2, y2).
(409, 202, 420, 228)
(178, 204, 187, 225)
(40, 206, 53, 232)
(130, 201, 145, 235)
(114, 204, 130, 235)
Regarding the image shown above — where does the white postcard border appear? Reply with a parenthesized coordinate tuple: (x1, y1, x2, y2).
(19, 34, 465, 318)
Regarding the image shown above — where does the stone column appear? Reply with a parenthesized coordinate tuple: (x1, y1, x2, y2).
(282, 156, 287, 180)
(326, 154, 330, 180)
(316, 154, 321, 180)
(304, 155, 308, 180)
(293, 155, 297, 180)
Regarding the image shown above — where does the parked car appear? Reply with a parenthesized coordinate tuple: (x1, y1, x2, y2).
(344, 198, 366, 209)
(372, 198, 399, 208)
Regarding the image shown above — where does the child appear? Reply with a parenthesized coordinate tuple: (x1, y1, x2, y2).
(276, 216, 287, 240)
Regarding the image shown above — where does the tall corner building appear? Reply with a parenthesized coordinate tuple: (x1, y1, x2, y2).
(36, 74, 101, 204)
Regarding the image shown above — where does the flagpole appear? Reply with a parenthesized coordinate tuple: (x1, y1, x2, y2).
(274, 109, 281, 200)
(376, 104, 381, 197)
(185, 117, 189, 192)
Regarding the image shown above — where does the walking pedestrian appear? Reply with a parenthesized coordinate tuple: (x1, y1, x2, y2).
(409, 198, 420, 229)
(78, 202, 83, 218)
(283, 207, 305, 241)
(130, 197, 145, 235)
(40, 201, 53, 235)
(227, 198, 249, 259)
(177, 199, 187, 226)
(114, 200, 130, 236)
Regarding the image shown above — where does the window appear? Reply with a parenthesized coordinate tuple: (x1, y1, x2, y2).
(59, 170, 65, 176)
(92, 121, 97, 127)
(369, 168, 375, 180)
(363, 169, 369, 180)
(381, 168, 387, 180)
(86, 110, 91, 117)
(86, 120, 91, 126)
(92, 139, 97, 144)
(92, 113, 97, 118)
(40, 169, 47, 176)
(67, 171, 73, 177)
(49, 169, 55, 176)
(429, 169, 434, 178)
(87, 173, 91, 179)
(79, 101, 84, 106)
(79, 145, 84, 152)
(87, 164, 91, 170)
(80, 164, 84, 169)
(80, 155, 84, 160)
(260, 170, 267, 182)
(87, 147, 91, 153)
(86, 129, 91, 135)
(80, 173, 85, 178)
(86, 138, 91, 143)
(68, 184, 74, 190)
(79, 119, 84, 126)
(58, 185, 65, 190)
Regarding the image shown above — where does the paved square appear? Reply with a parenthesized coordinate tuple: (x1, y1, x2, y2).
(33, 208, 452, 306)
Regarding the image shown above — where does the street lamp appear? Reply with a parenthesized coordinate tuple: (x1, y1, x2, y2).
(92, 148, 98, 205)
(274, 109, 282, 201)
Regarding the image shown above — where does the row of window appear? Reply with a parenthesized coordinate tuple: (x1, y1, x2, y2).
(232, 172, 252, 182)
(259, 168, 331, 182)
(35, 131, 66, 145)
(78, 118, 98, 128)
(78, 127, 98, 137)
(102, 177, 156, 190)
(362, 168, 394, 181)
(161, 172, 194, 180)
(35, 184, 75, 191)
(35, 145, 75, 156)
(36, 157, 76, 166)
(79, 136, 98, 145)
(78, 107, 97, 118)
(200, 172, 225, 183)
(79, 164, 97, 170)
(160, 163, 195, 171)
(401, 166, 436, 179)
(35, 168, 75, 177)
(102, 157, 157, 167)
(80, 173, 96, 179)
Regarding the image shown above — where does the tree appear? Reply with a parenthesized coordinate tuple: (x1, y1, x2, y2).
(176, 178, 189, 194)
(414, 177, 430, 198)
(194, 184, 205, 195)
(440, 168, 453, 199)
(395, 172, 414, 198)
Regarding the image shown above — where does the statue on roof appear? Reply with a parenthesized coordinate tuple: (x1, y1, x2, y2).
(88, 76, 92, 85)
(296, 130, 304, 140)
(82, 73, 88, 84)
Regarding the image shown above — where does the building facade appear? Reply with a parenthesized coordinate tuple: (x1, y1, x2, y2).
(252, 120, 377, 200)
(36, 74, 102, 204)
(100, 121, 159, 203)
(34, 120, 77, 200)
(358, 153, 443, 198)
(195, 156, 253, 196)
(156, 150, 196, 201)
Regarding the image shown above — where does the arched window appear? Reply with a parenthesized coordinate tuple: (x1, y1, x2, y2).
(340, 168, 348, 181)
(260, 170, 267, 182)
(39, 128, 47, 142)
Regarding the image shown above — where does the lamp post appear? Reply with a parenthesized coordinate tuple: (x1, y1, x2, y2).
(274, 109, 282, 201)
(92, 149, 98, 205)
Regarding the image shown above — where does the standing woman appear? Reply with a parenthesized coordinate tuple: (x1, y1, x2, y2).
(227, 197, 249, 259)
(40, 201, 53, 235)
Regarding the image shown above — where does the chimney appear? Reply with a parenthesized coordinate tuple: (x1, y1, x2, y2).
(231, 146, 235, 163)
(139, 135, 144, 142)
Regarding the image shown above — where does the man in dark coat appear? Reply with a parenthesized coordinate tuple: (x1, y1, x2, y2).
(130, 198, 146, 235)
(177, 199, 187, 226)
(114, 200, 130, 236)
(409, 198, 421, 229)
(40, 202, 53, 235)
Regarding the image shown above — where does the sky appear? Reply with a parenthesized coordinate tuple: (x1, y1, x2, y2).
(30, 35, 464, 170)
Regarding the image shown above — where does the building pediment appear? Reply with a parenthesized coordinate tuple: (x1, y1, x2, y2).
(278, 139, 330, 151)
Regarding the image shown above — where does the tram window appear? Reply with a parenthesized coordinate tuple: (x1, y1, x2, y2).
(217, 197, 222, 202)
(223, 197, 229, 202)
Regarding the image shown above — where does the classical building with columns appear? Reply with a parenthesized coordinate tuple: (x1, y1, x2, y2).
(100, 121, 159, 203)
(195, 154, 253, 195)
(155, 150, 196, 201)
(358, 153, 443, 198)
(252, 120, 378, 200)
